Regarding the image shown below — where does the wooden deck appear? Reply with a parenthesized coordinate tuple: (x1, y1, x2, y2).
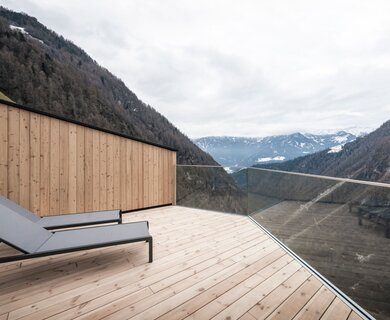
(0, 206, 365, 320)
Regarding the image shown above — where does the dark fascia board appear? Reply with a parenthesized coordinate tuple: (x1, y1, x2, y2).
(0, 98, 178, 152)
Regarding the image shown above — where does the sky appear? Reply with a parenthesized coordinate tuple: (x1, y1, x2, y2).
(2, 0, 390, 138)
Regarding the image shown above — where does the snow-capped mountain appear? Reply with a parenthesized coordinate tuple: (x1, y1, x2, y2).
(254, 121, 390, 184)
(193, 131, 361, 167)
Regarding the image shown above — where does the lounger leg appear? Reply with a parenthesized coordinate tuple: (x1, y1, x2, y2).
(148, 238, 153, 263)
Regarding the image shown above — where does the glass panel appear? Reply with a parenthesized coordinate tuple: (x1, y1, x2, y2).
(248, 167, 390, 320)
(176, 165, 248, 215)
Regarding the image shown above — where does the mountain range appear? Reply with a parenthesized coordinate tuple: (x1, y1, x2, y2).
(256, 120, 390, 183)
(194, 131, 360, 167)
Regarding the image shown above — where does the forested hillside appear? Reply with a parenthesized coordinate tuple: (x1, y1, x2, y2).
(0, 7, 216, 165)
(0, 7, 249, 214)
(256, 120, 390, 183)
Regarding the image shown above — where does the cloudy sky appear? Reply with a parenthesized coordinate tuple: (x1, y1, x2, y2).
(2, 0, 390, 137)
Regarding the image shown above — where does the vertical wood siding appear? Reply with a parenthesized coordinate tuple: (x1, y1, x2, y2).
(0, 103, 176, 216)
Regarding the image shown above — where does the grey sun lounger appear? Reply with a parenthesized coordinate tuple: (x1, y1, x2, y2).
(0, 196, 122, 229)
(0, 202, 153, 263)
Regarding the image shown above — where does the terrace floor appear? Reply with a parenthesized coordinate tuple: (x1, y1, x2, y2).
(0, 206, 364, 320)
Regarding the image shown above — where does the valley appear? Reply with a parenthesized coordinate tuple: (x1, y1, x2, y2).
(194, 131, 359, 167)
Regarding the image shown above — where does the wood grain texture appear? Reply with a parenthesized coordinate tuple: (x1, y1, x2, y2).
(120, 138, 127, 211)
(0, 103, 176, 216)
(0, 207, 362, 320)
(0, 106, 8, 198)
(39, 116, 50, 214)
(29, 113, 40, 214)
(19, 110, 30, 209)
(113, 136, 120, 209)
(76, 125, 85, 212)
(92, 130, 100, 211)
(106, 134, 114, 209)
(99, 132, 107, 210)
(59, 121, 69, 214)
(84, 128, 94, 212)
(49, 118, 60, 214)
(7, 107, 19, 203)
(126, 139, 132, 209)
(68, 123, 77, 213)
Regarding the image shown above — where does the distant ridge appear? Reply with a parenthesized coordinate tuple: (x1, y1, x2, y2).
(194, 131, 358, 167)
(256, 120, 390, 183)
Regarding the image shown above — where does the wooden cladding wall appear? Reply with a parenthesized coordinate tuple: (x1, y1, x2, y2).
(0, 103, 176, 216)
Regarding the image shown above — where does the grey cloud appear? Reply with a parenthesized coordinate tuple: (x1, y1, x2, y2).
(2, 0, 390, 138)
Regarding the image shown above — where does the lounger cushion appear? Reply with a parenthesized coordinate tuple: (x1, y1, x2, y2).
(1, 196, 121, 229)
(0, 196, 40, 222)
(37, 210, 121, 228)
(0, 203, 52, 253)
(36, 221, 150, 252)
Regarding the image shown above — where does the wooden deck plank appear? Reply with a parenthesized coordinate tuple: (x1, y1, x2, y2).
(7, 237, 261, 319)
(0, 206, 366, 320)
(348, 311, 363, 320)
(0, 220, 254, 302)
(108, 250, 287, 320)
(292, 286, 335, 320)
(0, 313, 8, 320)
(159, 250, 290, 320)
(239, 313, 257, 320)
(246, 268, 312, 320)
(321, 297, 352, 320)
(0, 221, 253, 301)
(52, 236, 270, 319)
(265, 276, 322, 320)
(1, 222, 261, 317)
(0, 209, 246, 278)
(208, 261, 302, 320)
(149, 235, 269, 293)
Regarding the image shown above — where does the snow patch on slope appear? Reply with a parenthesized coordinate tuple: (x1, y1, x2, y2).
(257, 156, 286, 163)
(333, 136, 349, 144)
(10, 25, 44, 44)
(328, 145, 343, 153)
(10, 25, 28, 34)
(224, 167, 233, 174)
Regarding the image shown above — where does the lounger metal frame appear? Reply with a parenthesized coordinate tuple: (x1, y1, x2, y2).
(42, 210, 123, 230)
(0, 237, 153, 264)
(0, 221, 153, 264)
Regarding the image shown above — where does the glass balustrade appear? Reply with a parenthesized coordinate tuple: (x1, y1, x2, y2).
(176, 165, 390, 320)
